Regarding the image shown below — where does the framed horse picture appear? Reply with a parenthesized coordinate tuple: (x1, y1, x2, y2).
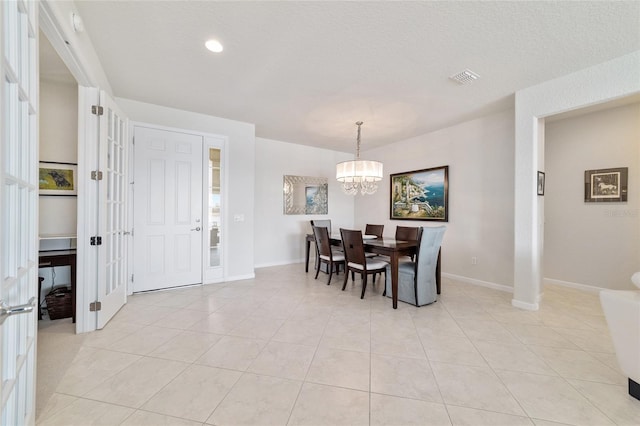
(584, 167, 628, 203)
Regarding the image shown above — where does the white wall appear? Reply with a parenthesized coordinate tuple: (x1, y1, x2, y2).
(545, 103, 640, 290)
(115, 98, 256, 281)
(356, 110, 516, 289)
(254, 138, 354, 267)
(514, 51, 640, 309)
(39, 79, 78, 293)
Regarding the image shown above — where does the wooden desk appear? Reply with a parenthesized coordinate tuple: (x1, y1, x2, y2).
(39, 250, 76, 323)
(305, 234, 441, 309)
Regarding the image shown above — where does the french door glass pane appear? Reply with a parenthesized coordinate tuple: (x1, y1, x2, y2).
(208, 148, 221, 267)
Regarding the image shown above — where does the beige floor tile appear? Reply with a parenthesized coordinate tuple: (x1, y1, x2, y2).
(151, 308, 211, 330)
(413, 315, 467, 338)
(371, 324, 426, 359)
(196, 335, 267, 371)
(271, 318, 326, 346)
(36, 265, 639, 426)
(188, 312, 246, 334)
(83, 357, 188, 408)
(288, 382, 369, 426)
(36, 398, 134, 426)
(109, 304, 176, 326)
(81, 322, 144, 349)
(227, 314, 285, 340)
(446, 405, 534, 425)
(550, 326, 616, 353)
(56, 347, 141, 396)
(567, 378, 640, 425)
(371, 354, 442, 402)
(431, 362, 525, 416)
(141, 364, 241, 422)
(456, 319, 520, 344)
(501, 323, 580, 349)
(183, 294, 230, 312)
(247, 340, 316, 380)
(473, 340, 557, 375)
(319, 319, 371, 353)
(531, 420, 574, 426)
(419, 332, 488, 367)
(36, 393, 78, 423)
(207, 373, 301, 425)
(306, 346, 370, 391)
(529, 345, 626, 385)
(108, 325, 182, 355)
(148, 330, 223, 362)
(121, 410, 202, 425)
(497, 370, 614, 425)
(370, 393, 451, 426)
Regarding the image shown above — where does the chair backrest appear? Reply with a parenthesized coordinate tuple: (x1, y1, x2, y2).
(340, 228, 366, 266)
(395, 226, 419, 242)
(364, 224, 384, 238)
(415, 226, 446, 285)
(311, 219, 331, 235)
(312, 225, 333, 258)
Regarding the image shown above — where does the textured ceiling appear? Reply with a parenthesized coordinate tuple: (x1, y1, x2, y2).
(61, 1, 640, 152)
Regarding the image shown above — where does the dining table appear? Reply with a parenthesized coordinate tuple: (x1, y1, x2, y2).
(305, 233, 441, 309)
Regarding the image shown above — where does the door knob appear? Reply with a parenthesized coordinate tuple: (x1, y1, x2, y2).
(0, 297, 36, 325)
(191, 227, 201, 231)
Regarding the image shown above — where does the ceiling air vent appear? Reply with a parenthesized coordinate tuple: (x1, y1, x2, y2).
(449, 69, 480, 85)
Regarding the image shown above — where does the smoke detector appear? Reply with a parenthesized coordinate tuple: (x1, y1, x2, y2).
(450, 69, 480, 85)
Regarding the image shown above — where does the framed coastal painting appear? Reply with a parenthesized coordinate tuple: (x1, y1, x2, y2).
(39, 162, 78, 196)
(584, 167, 628, 202)
(390, 166, 448, 221)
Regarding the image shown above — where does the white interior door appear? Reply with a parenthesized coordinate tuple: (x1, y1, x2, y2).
(96, 92, 129, 329)
(1, 0, 38, 423)
(133, 126, 203, 292)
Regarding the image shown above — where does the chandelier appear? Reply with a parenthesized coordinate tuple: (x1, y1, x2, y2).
(336, 121, 383, 195)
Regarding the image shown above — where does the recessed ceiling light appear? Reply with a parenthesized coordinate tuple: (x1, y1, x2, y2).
(205, 39, 223, 53)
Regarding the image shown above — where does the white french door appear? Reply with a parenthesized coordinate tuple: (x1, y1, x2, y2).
(1, 0, 39, 423)
(133, 126, 203, 292)
(96, 92, 128, 329)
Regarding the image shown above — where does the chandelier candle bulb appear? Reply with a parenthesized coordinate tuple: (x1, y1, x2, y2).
(336, 121, 383, 195)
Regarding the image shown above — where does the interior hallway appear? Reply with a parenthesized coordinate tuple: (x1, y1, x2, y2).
(36, 264, 640, 425)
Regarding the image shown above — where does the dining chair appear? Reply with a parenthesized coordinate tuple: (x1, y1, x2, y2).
(384, 226, 445, 306)
(311, 219, 332, 235)
(340, 228, 388, 299)
(395, 225, 420, 261)
(312, 225, 345, 285)
(364, 224, 384, 238)
(310, 219, 340, 270)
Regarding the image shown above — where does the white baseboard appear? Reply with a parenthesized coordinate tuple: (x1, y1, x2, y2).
(442, 273, 513, 293)
(254, 259, 305, 269)
(511, 298, 539, 311)
(224, 273, 256, 282)
(543, 278, 603, 294)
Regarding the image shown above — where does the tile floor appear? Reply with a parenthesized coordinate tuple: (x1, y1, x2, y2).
(36, 264, 640, 425)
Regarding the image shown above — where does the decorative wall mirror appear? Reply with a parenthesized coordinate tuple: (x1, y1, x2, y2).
(283, 175, 328, 215)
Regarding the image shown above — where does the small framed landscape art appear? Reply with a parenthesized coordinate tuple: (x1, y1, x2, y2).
(390, 165, 448, 221)
(537, 171, 545, 196)
(39, 162, 77, 196)
(584, 167, 628, 203)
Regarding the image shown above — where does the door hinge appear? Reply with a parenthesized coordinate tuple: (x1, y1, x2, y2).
(91, 105, 104, 116)
(91, 170, 103, 180)
(90, 236, 103, 246)
(131, 274, 134, 282)
(89, 301, 102, 312)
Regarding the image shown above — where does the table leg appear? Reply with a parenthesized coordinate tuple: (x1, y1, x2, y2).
(70, 254, 76, 323)
(391, 252, 399, 309)
(305, 239, 311, 273)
